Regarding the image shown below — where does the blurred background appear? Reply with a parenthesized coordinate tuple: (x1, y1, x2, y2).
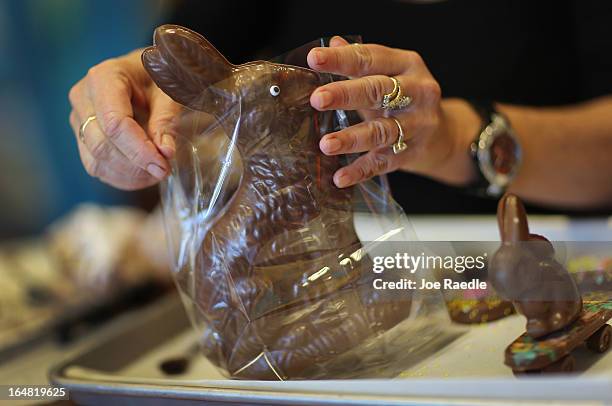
(0, 0, 170, 239)
(0, 1, 176, 373)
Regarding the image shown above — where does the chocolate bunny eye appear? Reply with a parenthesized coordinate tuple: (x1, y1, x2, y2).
(269, 85, 281, 97)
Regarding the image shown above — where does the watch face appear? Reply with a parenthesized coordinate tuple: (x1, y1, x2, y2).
(490, 133, 518, 175)
(477, 114, 522, 191)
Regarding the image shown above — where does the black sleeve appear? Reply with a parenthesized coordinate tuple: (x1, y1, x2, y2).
(165, 0, 283, 63)
(571, 0, 612, 100)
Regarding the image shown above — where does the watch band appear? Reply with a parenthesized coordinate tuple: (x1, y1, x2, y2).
(469, 100, 496, 127)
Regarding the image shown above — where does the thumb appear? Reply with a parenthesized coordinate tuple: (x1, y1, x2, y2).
(147, 88, 182, 159)
(329, 35, 351, 47)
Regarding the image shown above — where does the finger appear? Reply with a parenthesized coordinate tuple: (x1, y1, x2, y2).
(68, 79, 89, 123)
(86, 62, 169, 179)
(70, 112, 160, 190)
(333, 148, 399, 188)
(320, 117, 401, 155)
(146, 88, 182, 159)
(78, 136, 158, 190)
(307, 43, 411, 77)
(311, 75, 417, 111)
(71, 107, 164, 184)
(329, 35, 350, 47)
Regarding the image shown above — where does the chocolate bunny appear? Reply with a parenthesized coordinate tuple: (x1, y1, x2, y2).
(490, 194, 582, 338)
(142, 25, 412, 379)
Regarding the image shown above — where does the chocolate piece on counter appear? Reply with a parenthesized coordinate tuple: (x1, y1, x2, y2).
(583, 291, 612, 302)
(574, 269, 612, 294)
(437, 266, 514, 324)
(447, 297, 515, 324)
(490, 194, 582, 339)
(142, 25, 413, 380)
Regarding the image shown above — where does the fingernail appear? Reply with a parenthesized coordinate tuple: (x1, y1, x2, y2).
(335, 172, 351, 188)
(330, 36, 347, 47)
(160, 133, 175, 157)
(321, 137, 341, 154)
(147, 163, 166, 180)
(312, 90, 333, 109)
(312, 49, 327, 65)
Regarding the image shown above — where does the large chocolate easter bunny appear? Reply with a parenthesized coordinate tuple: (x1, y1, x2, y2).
(491, 194, 582, 338)
(143, 25, 412, 379)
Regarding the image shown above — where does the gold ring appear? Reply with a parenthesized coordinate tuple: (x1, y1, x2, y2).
(382, 77, 400, 108)
(79, 115, 97, 143)
(382, 77, 412, 111)
(391, 117, 408, 154)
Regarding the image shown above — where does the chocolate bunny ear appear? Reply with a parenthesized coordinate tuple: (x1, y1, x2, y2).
(142, 25, 233, 111)
(497, 194, 530, 242)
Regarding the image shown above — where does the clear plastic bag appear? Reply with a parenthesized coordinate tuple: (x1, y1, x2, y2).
(144, 25, 453, 380)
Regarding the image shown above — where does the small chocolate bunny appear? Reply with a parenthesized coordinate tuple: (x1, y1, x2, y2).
(142, 25, 412, 379)
(491, 194, 582, 338)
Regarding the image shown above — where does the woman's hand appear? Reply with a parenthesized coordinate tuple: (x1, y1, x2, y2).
(68, 49, 181, 190)
(308, 36, 478, 188)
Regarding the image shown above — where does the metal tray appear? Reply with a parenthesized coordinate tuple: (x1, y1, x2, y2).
(49, 216, 612, 405)
(49, 292, 612, 405)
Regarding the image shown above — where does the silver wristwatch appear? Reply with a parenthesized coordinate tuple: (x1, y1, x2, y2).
(468, 101, 522, 197)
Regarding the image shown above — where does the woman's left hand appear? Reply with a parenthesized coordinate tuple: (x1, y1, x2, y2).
(307, 36, 475, 188)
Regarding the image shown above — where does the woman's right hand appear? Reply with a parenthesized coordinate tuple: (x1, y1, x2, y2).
(69, 49, 181, 190)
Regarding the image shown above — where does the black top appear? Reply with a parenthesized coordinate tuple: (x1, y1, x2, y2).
(170, 0, 612, 215)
